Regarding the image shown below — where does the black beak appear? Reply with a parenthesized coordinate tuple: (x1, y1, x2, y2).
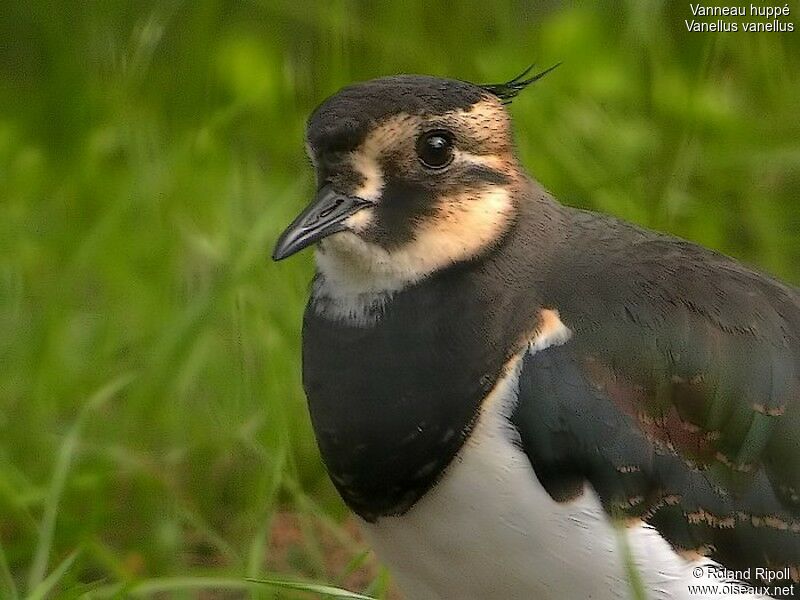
(272, 184, 372, 261)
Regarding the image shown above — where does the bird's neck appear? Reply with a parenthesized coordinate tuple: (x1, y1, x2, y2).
(302, 181, 567, 520)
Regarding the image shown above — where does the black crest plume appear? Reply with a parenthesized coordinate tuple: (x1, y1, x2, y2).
(480, 63, 561, 104)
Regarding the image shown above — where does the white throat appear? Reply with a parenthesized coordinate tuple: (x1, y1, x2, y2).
(311, 232, 419, 327)
(312, 185, 516, 326)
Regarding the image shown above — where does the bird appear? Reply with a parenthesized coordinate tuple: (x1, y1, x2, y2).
(272, 68, 800, 600)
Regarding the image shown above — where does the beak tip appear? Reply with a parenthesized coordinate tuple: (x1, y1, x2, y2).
(271, 238, 294, 261)
(271, 185, 370, 265)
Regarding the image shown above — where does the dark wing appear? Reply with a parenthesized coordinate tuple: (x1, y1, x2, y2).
(512, 233, 800, 593)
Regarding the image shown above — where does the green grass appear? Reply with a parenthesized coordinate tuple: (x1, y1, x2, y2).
(1, 1, 798, 598)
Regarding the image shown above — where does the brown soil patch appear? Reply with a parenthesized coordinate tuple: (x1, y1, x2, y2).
(265, 511, 403, 599)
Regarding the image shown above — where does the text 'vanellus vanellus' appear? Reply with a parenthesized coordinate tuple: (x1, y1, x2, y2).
(273, 69, 800, 600)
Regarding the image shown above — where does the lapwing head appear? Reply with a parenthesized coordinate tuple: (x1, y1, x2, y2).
(273, 67, 557, 288)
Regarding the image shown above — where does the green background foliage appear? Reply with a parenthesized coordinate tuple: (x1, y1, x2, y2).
(1, 1, 798, 597)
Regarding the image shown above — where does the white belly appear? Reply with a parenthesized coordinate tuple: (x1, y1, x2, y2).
(361, 363, 766, 600)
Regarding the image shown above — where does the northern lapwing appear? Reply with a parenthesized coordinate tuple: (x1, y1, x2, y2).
(272, 69, 800, 599)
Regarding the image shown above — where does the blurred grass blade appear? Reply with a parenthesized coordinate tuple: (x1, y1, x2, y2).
(616, 526, 648, 600)
(336, 549, 371, 584)
(0, 538, 19, 600)
(26, 375, 134, 594)
(83, 574, 378, 599)
(26, 549, 80, 600)
(247, 577, 377, 599)
(246, 443, 287, 579)
(82, 577, 253, 598)
(128, 577, 253, 596)
(363, 568, 392, 600)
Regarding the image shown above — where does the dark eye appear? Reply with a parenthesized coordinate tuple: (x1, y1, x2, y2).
(416, 130, 454, 169)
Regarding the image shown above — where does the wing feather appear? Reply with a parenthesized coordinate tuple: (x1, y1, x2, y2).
(512, 232, 800, 594)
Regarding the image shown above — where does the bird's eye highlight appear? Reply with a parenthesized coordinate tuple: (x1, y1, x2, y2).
(416, 130, 454, 169)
